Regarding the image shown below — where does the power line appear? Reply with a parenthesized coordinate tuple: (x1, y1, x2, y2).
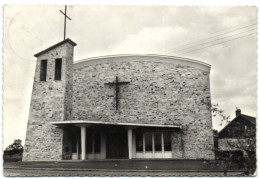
(104, 20, 257, 61)
(167, 28, 256, 54)
(100, 32, 255, 64)
(163, 23, 256, 54)
(146, 19, 256, 53)
(176, 32, 256, 56)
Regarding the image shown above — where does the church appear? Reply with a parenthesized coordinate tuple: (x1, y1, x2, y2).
(22, 38, 215, 161)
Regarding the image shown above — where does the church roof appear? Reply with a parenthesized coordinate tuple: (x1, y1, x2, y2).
(74, 54, 211, 72)
(34, 38, 77, 57)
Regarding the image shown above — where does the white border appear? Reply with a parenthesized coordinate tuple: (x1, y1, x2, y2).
(1, 1, 259, 179)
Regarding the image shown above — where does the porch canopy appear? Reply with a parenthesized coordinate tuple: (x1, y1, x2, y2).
(50, 120, 182, 160)
(50, 120, 182, 129)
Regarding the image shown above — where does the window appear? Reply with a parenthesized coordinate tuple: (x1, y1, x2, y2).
(87, 134, 93, 153)
(94, 134, 101, 153)
(136, 132, 143, 152)
(72, 134, 81, 153)
(86, 133, 101, 154)
(54, 58, 62, 80)
(136, 131, 172, 153)
(72, 133, 78, 153)
(40, 60, 47, 81)
(145, 133, 153, 152)
(154, 132, 162, 151)
(164, 132, 172, 151)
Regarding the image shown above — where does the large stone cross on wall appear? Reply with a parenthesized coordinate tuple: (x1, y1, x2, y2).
(105, 76, 130, 110)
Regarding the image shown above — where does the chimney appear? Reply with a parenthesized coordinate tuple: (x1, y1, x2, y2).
(236, 108, 241, 117)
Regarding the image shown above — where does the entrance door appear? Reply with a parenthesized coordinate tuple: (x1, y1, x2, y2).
(106, 132, 128, 159)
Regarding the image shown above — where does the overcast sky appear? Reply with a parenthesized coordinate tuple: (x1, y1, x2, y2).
(3, 5, 257, 148)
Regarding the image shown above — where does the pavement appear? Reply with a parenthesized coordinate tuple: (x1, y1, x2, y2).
(3, 160, 247, 177)
(4, 168, 245, 177)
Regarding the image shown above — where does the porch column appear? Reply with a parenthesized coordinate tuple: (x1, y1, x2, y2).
(81, 126, 86, 160)
(127, 128, 133, 159)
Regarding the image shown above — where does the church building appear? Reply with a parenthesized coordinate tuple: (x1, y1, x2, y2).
(23, 39, 215, 161)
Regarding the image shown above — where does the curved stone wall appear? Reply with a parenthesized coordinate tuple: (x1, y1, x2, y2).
(72, 55, 214, 159)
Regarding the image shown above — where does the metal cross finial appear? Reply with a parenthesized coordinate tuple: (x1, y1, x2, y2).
(60, 5, 71, 40)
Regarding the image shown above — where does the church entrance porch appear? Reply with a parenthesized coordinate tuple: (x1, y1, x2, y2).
(51, 120, 182, 160)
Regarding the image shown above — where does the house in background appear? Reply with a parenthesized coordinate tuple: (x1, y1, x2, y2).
(216, 108, 256, 162)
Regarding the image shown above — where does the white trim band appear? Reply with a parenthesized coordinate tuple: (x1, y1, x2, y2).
(50, 120, 182, 129)
(73, 54, 210, 72)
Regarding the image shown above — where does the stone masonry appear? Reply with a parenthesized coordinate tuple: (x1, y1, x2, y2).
(23, 40, 76, 161)
(23, 39, 214, 161)
(73, 55, 215, 159)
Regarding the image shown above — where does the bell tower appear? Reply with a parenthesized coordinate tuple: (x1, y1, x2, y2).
(23, 39, 76, 161)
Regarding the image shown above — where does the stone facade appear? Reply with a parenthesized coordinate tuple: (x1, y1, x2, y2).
(171, 131, 183, 159)
(23, 40, 75, 161)
(23, 39, 215, 161)
(73, 55, 214, 159)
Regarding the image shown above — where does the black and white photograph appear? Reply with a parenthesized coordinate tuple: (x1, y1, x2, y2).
(2, 3, 257, 177)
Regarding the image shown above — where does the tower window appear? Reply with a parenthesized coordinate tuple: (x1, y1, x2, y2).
(40, 60, 47, 81)
(55, 58, 62, 80)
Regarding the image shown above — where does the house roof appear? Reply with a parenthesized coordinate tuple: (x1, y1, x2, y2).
(241, 114, 256, 124)
(218, 114, 256, 135)
(34, 38, 77, 57)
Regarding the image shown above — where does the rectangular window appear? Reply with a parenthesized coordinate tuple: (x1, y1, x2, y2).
(54, 58, 62, 80)
(145, 132, 153, 152)
(154, 132, 162, 151)
(135, 131, 172, 156)
(94, 134, 101, 153)
(87, 134, 93, 153)
(72, 134, 77, 153)
(136, 132, 143, 152)
(40, 60, 47, 81)
(164, 132, 172, 151)
(86, 133, 101, 153)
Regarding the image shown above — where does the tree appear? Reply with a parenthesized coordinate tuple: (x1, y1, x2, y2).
(211, 104, 231, 126)
(4, 139, 24, 156)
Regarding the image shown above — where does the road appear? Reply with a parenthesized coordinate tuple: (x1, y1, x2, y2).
(4, 168, 245, 177)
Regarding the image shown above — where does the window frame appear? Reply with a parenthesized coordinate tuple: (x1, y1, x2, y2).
(86, 133, 101, 154)
(135, 132, 143, 152)
(40, 60, 48, 81)
(136, 131, 172, 154)
(54, 58, 62, 80)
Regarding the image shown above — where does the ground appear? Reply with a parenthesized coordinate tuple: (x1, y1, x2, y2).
(3, 160, 247, 177)
(4, 168, 245, 177)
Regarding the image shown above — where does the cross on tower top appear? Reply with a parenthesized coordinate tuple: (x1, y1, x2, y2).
(60, 5, 71, 40)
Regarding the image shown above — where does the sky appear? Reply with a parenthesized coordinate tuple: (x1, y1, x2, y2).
(3, 5, 257, 149)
